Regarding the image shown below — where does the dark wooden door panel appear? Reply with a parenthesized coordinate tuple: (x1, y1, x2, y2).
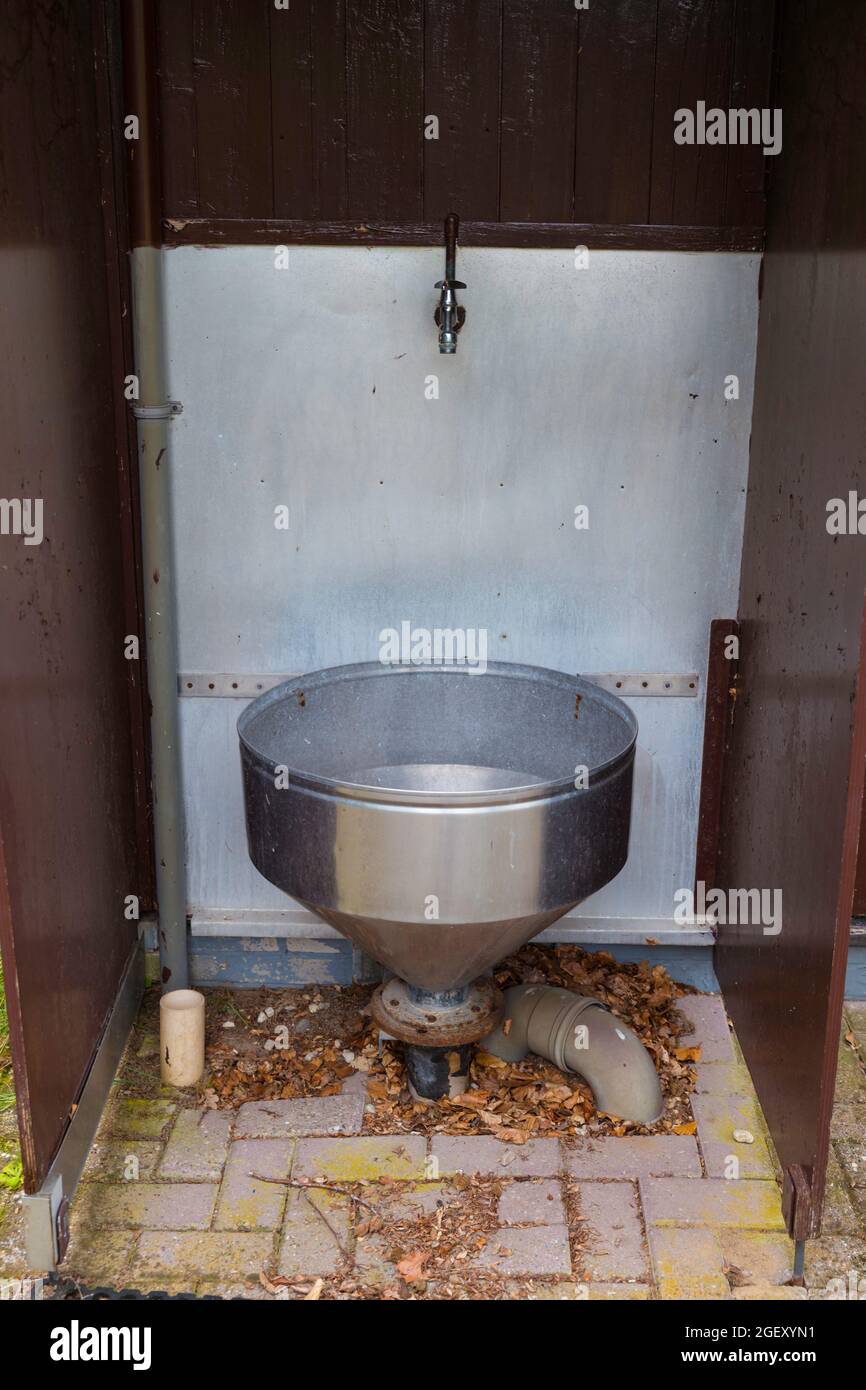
(0, 0, 142, 1189)
(716, 0, 866, 1237)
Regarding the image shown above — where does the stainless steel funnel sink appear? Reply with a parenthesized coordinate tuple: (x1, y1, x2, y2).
(238, 661, 637, 993)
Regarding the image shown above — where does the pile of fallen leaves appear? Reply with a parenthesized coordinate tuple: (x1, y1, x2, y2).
(362, 945, 698, 1141)
(199, 946, 700, 1143)
(202, 988, 370, 1109)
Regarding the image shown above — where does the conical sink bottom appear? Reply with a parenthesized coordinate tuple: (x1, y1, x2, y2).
(307, 903, 577, 994)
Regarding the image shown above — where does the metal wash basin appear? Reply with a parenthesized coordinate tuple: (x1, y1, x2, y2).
(238, 661, 637, 993)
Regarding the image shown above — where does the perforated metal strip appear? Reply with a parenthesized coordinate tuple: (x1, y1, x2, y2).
(177, 671, 699, 698)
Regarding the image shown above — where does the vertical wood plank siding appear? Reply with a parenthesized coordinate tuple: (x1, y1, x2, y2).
(155, 0, 775, 242)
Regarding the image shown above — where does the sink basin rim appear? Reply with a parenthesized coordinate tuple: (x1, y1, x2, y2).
(237, 659, 638, 808)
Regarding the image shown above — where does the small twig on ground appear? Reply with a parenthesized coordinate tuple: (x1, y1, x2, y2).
(248, 1174, 379, 1213)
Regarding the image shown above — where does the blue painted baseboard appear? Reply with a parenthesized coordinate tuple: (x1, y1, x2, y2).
(182, 934, 719, 992)
(190, 935, 355, 988)
(141, 922, 864, 997)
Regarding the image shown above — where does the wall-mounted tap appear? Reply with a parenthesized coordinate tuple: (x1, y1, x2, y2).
(434, 213, 466, 353)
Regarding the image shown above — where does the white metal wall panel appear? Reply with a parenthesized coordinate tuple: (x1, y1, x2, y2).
(163, 247, 759, 938)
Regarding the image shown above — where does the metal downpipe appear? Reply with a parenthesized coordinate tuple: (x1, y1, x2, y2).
(122, 0, 188, 989)
(483, 984, 663, 1124)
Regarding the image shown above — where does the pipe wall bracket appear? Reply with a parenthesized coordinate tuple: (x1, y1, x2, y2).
(131, 400, 183, 420)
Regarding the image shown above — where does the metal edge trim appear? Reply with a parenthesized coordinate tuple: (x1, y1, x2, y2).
(21, 943, 144, 1271)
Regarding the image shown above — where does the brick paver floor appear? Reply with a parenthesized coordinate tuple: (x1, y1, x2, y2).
(47, 994, 866, 1300)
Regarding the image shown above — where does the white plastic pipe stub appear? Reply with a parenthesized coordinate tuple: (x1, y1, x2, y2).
(159, 989, 205, 1087)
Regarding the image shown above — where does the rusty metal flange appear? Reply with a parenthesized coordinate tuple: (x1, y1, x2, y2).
(370, 977, 503, 1047)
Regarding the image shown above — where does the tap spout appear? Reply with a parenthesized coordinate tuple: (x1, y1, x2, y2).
(435, 212, 466, 354)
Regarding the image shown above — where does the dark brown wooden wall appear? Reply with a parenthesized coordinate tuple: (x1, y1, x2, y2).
(156, 0, 774, 246)
(715, 0, 866, 1238)
(0, 0, 146, 1189)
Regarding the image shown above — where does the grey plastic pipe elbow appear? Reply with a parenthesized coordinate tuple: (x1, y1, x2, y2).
(482, 984, 663, 1125)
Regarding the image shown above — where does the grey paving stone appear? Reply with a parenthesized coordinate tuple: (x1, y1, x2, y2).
(720, 1230, 794, 1286)
(75, 1182, 217, 1231)
(677, 994, 735, 1064)
(648, 1226, 730, 1299)
(354, 1234, 399, 1288)
(277, 1189, 351, 1277)
(640, 1177, 786, 1230)
(585, 1282, 651, 1300)
(564, 1134, 701, 1179)
(574, 1181, 648, 1281)
(384, 1182, 451, 1219)
(340, 1071, 369, 1098)
(731, 1285, 807, 1300)
(60, 1230, 136, 1287)
(214, 1138, 294, 1231)
(83, 1141, 162, 1183)
(135, 1231, 274, 1279)
(690, 1090, 775, 1179)
(197, 1279, 286, 1300)
(110, 1098, 177, 1139)
(158, 1109, 233, 1181)
(472, 1225, 572, 1276)
(234, 1095, 365, 1139)
(497, 1179, 565, 1226)
(293, 1135, 427, 1181)
(430, 1135, 560, 1177)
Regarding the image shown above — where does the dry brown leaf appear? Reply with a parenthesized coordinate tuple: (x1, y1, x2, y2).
(497, 1127, 528, 1144)
(259, 1270, 294, 1295)
(448, 1092, 490, 1111)
(396, 1249, 431, 1284)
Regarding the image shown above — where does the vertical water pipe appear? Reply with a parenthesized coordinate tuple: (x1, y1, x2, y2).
(121, 0, 188, 989)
